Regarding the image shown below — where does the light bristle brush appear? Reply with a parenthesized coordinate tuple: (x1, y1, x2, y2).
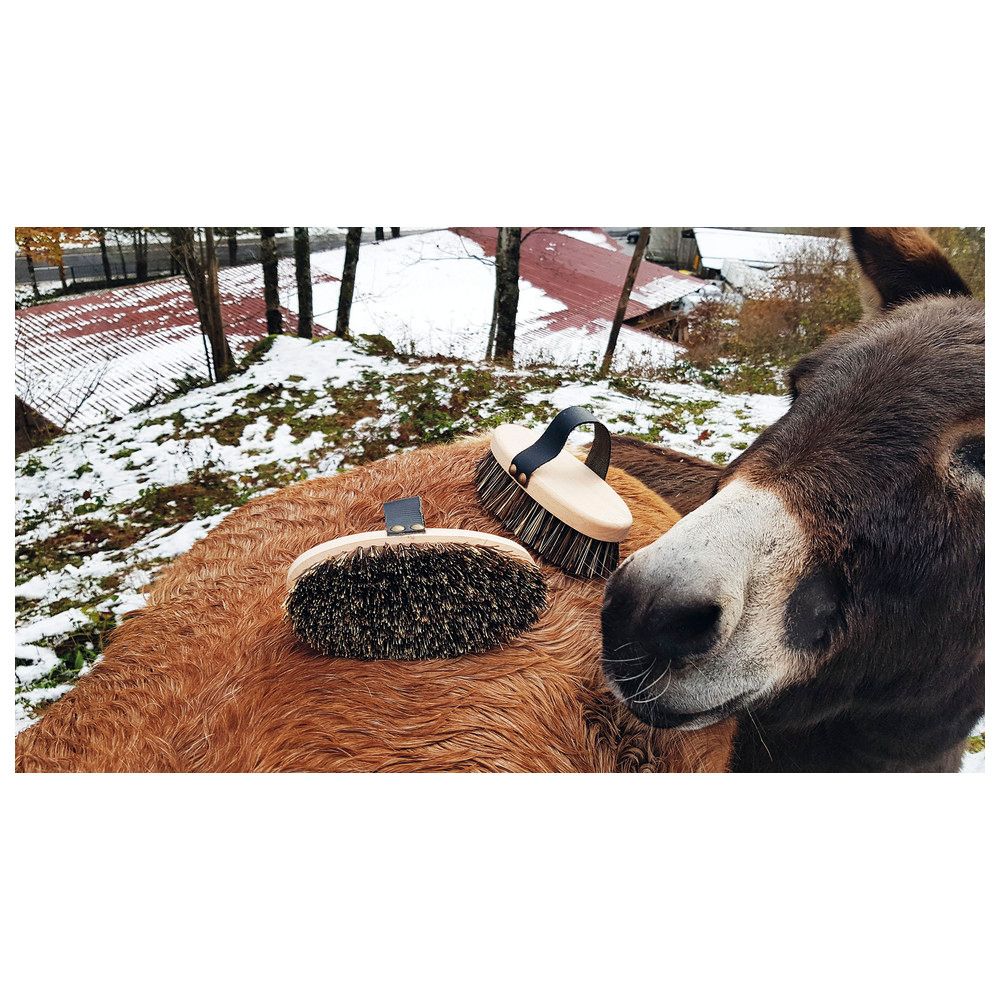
(475, 406, 632, 579)
(285, 496, 547, 660)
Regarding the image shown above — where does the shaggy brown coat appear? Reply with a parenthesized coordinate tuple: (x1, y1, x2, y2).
(16, 437, 734, 772)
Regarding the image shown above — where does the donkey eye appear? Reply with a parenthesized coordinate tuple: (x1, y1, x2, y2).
(954, 435, 985, 477)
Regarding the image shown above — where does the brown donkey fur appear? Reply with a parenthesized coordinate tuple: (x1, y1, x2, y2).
(16, 436, 734, 772)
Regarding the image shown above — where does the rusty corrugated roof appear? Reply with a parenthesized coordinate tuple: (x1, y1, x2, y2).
(451, 227, 705, 333)
(15, 263, 297, 430)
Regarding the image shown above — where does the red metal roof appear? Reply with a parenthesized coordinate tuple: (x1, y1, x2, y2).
(451, 227, 704, 333)
(15, 264, 300, 429)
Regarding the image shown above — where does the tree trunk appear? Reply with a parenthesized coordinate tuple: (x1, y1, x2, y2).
(134, 229, 149, 281)
(260, 227, 283, 334)
(390, 227, 400, 239)
(202, 228, 232, 377)
(293, 227, 313, 339)
(492, 227, 521, 366)
(485, 228, 505, 361)
(600, 226, 650, 376)
(97, 228, 112, 283)
(375, 227, 385, 242)
(24, 248, 39, 296)
(58, 259, 68, 290)
(168, 230, 180, 276)
(169, 227, 234, 381)
(227, 229, 238, 267)
(336, 227, 362, 339)
(114, 231, 128, 279)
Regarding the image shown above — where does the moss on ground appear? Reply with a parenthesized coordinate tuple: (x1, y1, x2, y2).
(122, 469, 256, 527)
(626, 397, 718, 443)
(15, 517, 151, 585)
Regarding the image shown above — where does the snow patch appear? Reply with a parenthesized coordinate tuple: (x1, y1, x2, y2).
(558, 229, 618, 251)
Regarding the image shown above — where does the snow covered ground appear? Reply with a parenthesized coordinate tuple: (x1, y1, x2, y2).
(15, 334, 786, 734)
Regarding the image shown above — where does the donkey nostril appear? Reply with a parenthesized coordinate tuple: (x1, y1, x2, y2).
(649, 600, 723, 658)
(668, 602, 721, 636)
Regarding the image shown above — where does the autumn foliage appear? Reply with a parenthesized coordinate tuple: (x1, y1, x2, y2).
(14, 227, 97, 264)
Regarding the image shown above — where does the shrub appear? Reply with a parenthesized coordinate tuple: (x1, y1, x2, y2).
(682, 243, 862, 367)
(927, 227, 985, 300)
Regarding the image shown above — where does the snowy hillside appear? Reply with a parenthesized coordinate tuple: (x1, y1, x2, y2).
(15, 335, 785, 730)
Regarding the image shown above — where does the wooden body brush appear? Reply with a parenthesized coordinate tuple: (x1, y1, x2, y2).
(286, 496, 547, 660)
(475, 406, 632, 579)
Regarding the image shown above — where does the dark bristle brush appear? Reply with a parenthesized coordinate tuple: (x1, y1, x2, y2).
(475, 406, 632, 579)
(286, 496, 547, 660)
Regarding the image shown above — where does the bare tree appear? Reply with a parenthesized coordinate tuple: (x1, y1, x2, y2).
(375, 227, 385, 241)
(600, 226, 650, 376)
(484, 227, 506, 361)
(492, 227, 522, 366)
(133, 229, 149, 281)
(169, 227, 234, 381)
(293, 227, 313, 339)
(97, 228, 113, 282)
(227, 228, 239, 267)
(112, 230, 128, 279)
(260, 227, 283, 334)
(336, 228, 362, 339)
(23, 245, 39, 296)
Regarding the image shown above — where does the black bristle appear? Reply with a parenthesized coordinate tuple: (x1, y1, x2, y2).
(286, 544, 547, 660)
(475, 451, 620, 579)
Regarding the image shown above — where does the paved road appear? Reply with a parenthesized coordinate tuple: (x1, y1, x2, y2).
(14, 229, 429, 286)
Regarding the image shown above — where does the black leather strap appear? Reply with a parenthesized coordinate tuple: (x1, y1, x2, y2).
(384, 496, 426, 535)
(510, 406, 611, 484)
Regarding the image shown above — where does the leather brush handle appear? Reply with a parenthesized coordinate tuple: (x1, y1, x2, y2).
(508, 406, 611, 485)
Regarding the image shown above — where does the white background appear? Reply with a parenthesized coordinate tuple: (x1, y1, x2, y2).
(3, 1, 996, 997)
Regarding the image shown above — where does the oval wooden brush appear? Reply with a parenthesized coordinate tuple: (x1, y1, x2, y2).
(286, 496, 547, 660)
(475, 406, 632, 579)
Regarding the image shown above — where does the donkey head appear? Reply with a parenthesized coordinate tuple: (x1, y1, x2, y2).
(603, 229, 984, 747)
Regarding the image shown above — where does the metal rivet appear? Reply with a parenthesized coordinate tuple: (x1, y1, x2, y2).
(410, 523, 424, 532)
(390, 524, 405, 533)
(509, 464, 517, 475)
(518, 473, 528, 484)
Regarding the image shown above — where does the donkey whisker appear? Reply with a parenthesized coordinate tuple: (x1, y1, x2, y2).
(615, 666, 652, 682)
(631, 664, 669, 698)
(634, 666, 674, 705)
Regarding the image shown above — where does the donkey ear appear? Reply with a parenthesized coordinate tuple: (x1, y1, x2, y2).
(847, 227, 969, 313)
